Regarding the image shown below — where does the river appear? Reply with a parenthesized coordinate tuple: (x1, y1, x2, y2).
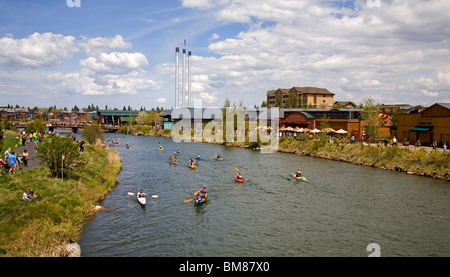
(78, 133, 450, 257)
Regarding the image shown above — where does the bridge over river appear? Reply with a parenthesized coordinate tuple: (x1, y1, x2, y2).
(12, 121, 120, 133)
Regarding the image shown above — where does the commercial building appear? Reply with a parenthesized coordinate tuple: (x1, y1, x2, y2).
(97, 110, 142, 125)
(395, 103, 450, 147)
(278, 108, 363, 137)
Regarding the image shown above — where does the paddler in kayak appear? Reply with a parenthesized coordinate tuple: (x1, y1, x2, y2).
(196, 194, 205, 204)
(236, 172, 244, 180)
(295, 168, 303, 178)
(189, 157, 195, 166)
(195, 186, 207, 204)
(216, 153, 222, 159)
(199, 186, 207, 199)
(137, 189, 147, 198)
(169, 154, 177, 162)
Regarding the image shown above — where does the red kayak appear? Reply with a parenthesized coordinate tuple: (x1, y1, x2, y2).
(235, 176, 244, 183)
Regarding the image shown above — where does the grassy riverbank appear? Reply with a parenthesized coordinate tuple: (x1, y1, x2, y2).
(117, 125, 171, 137)
(0, 145, 122, 257)
(277, 136, 450, 180)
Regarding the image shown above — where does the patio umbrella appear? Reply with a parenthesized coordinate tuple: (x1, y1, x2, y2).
(310, 128, 320, 133)
(320, 128, 335, 133)
(335, 129, 348, 134)
(285, 126, 295, 131)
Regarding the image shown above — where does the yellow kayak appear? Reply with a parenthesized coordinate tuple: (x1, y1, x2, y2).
(215, 156, 223, 161)
(188, 163, 196, 169)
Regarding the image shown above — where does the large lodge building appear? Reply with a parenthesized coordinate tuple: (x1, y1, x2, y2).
(266, 87, 335, 108)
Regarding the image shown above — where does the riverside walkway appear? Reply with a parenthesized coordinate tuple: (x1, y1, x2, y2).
(2, 138, 42, 174)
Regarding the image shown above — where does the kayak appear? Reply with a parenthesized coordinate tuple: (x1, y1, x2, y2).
(137, 195, 146, 205)
(195, 198, 207, 206)
(174, 152, 180, 155)
(215, 156, 223, 161)
(195, 157, 202, 160)
(193, 191, 207, 206)
(169, 159, 178, 165)
(235, 176, 244, 183)
(188, 163, 196, 169)
(159, 148, 164, 151)
(289, 172, 308, 182)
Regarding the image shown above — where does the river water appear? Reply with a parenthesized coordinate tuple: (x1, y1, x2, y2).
(78, 133, 450, 257)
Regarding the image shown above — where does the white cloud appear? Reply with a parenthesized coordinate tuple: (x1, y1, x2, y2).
(80, 52, 149, 75)
(181, 0, 216, 10)
(197, 92, 218, 103)
(180, 0, 450, 106)
(209, 33, 220, 41)
(420, 89, 439, 97)
(77, 34, 132, 56)
(0, 32, 78, 69)
(44, 70, 161, 96)
(155, 97, 167, 103)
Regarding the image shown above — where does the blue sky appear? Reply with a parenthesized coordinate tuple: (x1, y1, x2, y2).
(1, 0, 449, 110)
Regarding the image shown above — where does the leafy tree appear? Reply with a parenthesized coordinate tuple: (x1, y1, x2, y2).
(319, 114, 330, 130)
(82, 121, 104, 145)
(25, 119, 46, 135)
(274, 91, 284, 107)
(136, 111, 148, 125)
(146, 110, 162, 126)
(389, 108, 405, 130)
(223, 97, 231, 109)
(286, 91, 299, 108)
(362, 97, 382, 139)
(37, 134, 81, 178)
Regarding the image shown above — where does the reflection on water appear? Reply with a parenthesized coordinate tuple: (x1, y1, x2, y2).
(79, 133, 450, 257)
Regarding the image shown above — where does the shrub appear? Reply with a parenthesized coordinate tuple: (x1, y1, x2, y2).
(82, 122, 104, 145)
(37, 134, 81, 178)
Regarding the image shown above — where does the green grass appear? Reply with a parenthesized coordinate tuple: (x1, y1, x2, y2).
(0, 144, 122, 257)
(1, 137, 21, 159)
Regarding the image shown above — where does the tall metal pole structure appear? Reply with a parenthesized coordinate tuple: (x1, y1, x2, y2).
(188, 51, 191, 108)
(182, 49, 186, 108)
(175, 47, 179, 108)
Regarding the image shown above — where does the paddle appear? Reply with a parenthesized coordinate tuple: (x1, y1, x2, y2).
(184, 185, 209, 203)
(184, 197, 196, 203)
(235, 167, 244, 180)
(128, 192, 158, 198)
